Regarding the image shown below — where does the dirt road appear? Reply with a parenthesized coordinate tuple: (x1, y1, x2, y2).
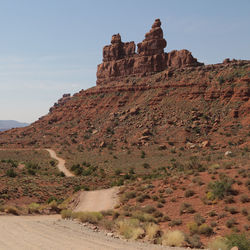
(0, 215, 181, 250)
(46, 149, 74, 177)
(74, 187, 119, 212)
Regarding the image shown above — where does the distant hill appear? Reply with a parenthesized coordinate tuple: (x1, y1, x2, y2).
(0, 120, 29, 131)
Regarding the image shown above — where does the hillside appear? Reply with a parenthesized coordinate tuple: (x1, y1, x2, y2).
(0, 19, 249, 248)
(1, 60, 249, 151)
(0, 120, 29, 131)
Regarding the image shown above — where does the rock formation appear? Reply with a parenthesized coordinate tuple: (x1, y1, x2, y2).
(96, 19, 203, 85)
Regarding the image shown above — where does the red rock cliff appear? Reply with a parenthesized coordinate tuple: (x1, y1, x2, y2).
(96, 19, 203, 85)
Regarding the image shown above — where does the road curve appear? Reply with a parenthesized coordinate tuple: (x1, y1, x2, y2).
(74, 187, 119, 212)
(0, 215, 179, 250)
(46, 149, 74, 177)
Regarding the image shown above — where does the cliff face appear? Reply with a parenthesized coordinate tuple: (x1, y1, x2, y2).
(96, 19, 203, 85)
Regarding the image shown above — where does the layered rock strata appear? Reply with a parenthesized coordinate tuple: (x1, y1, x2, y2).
(97, 19, 203, 85)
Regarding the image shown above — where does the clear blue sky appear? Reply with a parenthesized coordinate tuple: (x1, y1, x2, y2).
(0, 0, 249, 123)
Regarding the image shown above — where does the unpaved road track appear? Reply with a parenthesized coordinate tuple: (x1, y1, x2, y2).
(0, 215, 181, 250)
(74, 187, 119, 212)
(46, 149, 74, 177)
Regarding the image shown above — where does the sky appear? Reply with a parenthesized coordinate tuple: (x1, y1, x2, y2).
(0, 0, 249, 123)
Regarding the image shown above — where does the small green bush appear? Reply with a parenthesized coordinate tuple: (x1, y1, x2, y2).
(240, 195, 249, 203)
(28, 203, 40, 214)
(208, 176, 235, 200)
(226, 219, 236, 228)
(74, 211, 103, 224)
(208, 237, 228, 250)
(187, 222, 199, 235)
(194, 213, 205, 225)
(61, 209, 73, 219)
(6, 168, 17, 178)
(180, 203, 195, 215)
(199, 224, 213, 236)
(185, 189, 195, 198)
(186, 234, 202, 248)
(226, 233, 250, 250)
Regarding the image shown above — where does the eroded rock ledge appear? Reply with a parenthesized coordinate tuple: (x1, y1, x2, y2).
(96, 19, 203, 85)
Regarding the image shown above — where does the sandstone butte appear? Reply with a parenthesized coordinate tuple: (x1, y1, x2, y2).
(96, 19, 203, 85)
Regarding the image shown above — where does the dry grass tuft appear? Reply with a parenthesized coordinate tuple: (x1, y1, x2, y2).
(144, 223, 160, 240)
(208, 237, 228, 250)
(161, 230, 185, 247)
(116, 218, 144, 239)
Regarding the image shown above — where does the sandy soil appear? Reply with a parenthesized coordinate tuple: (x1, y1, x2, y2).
(0, 215, 184, 250)
(74, 187, 119, 212)
(46, 149, 74, 177)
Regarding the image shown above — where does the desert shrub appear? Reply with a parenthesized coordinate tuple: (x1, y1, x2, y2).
(144, 223, 160, 240)
(168, 219, 182, 226)
(162, 215, 171, 222)
(185, 189, 195, 198)
(161, 230, 185, 247)
(180, 203, 195, 215)
(226, 219, 236, 228)
(194, 213, 205, 225)
(208, 176, 235, 200)
(59, 171, 65, 177)
(209, 210, 217, 217)
(74, 211, 103, 224)
(50, 160, 56, 166)
(142, 205, 156, 214)
(227, 207, 238, 214)
(124, 191, 136, 200)
(132, 211, 155, 223)
(226, 233, 250, 250)
(241, 208, 248, 216)
(210, 221, 218, 228)
(224, 196, 235, 204)
(6, 206, 19, 215)
(165, 188, 173, 194)
(100, 209, 113, 216)
(70, 164, 83, 175)
(157, 203, 163, 208)
(47, 196, 63, 205)
(143, 163, 150, 169)
(141, 151, 146, 158)
(136, 194, 150, 203)
(61, 209, 73, 219)
(240, 195, 249, 203)
(208, 237, 228, 250)
(99, 218, 114, 230)
(6, 168, 17, 178)
(186, 234, 202, 248)
(187, 222, 199, 235)
(28, 203, 40, 214)
(116, 218, 144, 239)
(199, 223, 213, 236)
(49, 200, 58, 210)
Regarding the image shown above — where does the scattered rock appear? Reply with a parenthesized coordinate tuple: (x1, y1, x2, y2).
(225, 151, 232, 156)
(99, 141, 106, 148)
(231, 247, 238, 250)
(186, 142, 196, 149)
(200, 140, 210, 148)
(158, 144, 167, 150)
(142, 128, 151, 136)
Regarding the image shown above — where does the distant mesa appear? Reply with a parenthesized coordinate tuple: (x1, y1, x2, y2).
(96, 18, 203, 85)
(0, 120, 29, 131)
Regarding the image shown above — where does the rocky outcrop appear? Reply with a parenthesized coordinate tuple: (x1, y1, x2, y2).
(96, 19, 203, 85)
